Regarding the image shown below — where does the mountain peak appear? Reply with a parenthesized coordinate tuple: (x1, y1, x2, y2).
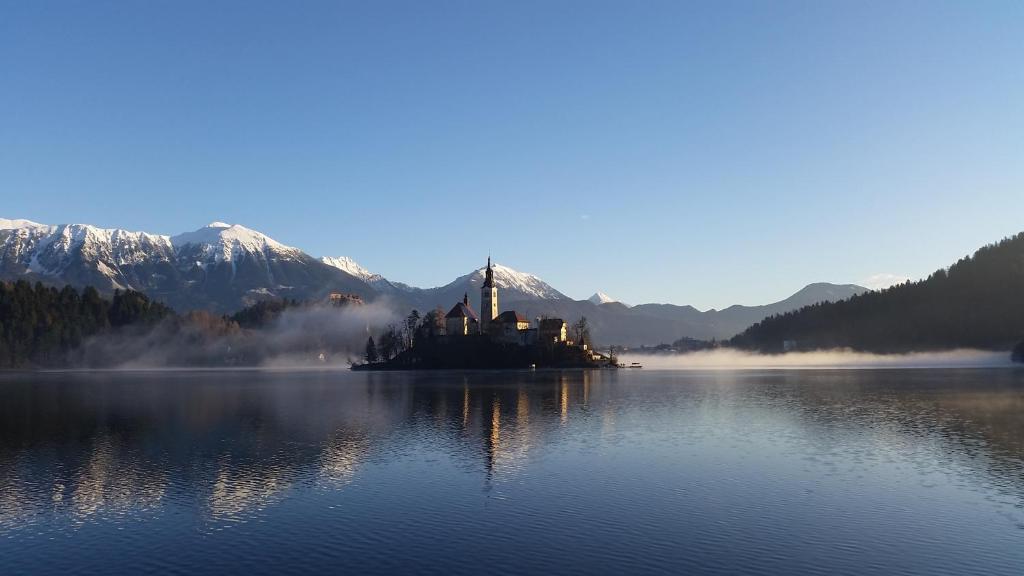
(589, 291, 629, 306)
(465, 262, 567, 300)
(171, 223, 297, 262)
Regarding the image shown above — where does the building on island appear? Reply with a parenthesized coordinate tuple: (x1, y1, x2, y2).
(538, 318, 568, 344)
(442, 258, 569, 348)
(445, 293, 480, 336)
(491, 310, 535, 344)
(493, 311, 530, 332)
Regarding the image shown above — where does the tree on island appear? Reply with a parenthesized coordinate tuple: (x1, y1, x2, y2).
(414, 307, 445, 342)
(378, 324, 403, 360)
(365, 336, 379, 364)
(405, 309, 420, 348)
(572, 316, 592, 347)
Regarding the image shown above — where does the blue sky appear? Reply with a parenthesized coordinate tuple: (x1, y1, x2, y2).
(2, 1, 1022, 309)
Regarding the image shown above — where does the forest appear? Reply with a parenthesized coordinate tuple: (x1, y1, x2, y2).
(731, 233, 1024, 353)
(0, 280, 172, 367)
(0, 280, 381, 368)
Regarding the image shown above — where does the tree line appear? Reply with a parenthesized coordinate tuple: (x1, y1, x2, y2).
(731, 232, 1024, 353)
(0, 280, 173, 367)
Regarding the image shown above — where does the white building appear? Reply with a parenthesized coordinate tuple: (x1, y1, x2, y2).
(445, 294, 480, 336)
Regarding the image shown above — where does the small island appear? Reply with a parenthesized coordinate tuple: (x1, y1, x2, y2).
(354, 258, 616, 370)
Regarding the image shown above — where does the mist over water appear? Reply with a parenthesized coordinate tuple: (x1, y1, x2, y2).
(76, 301, 399, 368)
(623, 348, 1013, 370)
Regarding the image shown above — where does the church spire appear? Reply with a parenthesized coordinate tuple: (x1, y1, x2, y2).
(483, 256, 495, 288)
(480, 255, 498, 328)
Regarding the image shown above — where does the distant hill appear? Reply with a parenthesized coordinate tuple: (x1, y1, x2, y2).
(731, 232, 1024, 353)
(499, 282, 867, 347)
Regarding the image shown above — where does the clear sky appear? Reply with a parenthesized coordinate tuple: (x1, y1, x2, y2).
(2, 1, 1022, 309)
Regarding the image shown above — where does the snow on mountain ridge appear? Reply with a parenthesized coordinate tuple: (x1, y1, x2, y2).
(0, 218, 52, 231)
(321, 256, 380, 282)
(12, 222, 174, 275)
(171, 222, 299, 263)
(469, 263, 566, 299)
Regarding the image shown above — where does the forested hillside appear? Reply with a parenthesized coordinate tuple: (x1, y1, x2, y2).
(0, 280, 172, 367)
(731, 233, 1024, 353)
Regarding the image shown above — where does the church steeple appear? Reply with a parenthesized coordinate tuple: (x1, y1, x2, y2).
(483, 256, 494, 288)
(480, 256, 498, 329)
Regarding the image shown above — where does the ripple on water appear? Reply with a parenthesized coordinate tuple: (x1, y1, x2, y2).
(0, 369, 1022, 575)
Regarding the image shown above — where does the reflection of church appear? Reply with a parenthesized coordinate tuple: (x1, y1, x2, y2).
(445, 258, 568, 345)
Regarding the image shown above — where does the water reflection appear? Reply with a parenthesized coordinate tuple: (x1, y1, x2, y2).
(0, 370, 607, 529)
(1, 368, 1023, 574)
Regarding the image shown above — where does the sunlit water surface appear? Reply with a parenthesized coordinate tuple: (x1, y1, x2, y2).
(2, 369, 1023, 575)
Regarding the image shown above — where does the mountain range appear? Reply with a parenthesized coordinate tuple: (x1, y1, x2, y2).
(0, 218, 867, 345)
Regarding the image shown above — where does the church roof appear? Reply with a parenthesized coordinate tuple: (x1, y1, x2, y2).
(446, 302, 479, 320)
(539, 318, 566, 329)
(494, 310, 529, 324)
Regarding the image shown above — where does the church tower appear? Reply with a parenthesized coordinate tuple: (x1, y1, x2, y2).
(480, 257, 498, 330)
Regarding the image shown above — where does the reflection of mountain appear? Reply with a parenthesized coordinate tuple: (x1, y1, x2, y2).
(2, 369, 1023, 534)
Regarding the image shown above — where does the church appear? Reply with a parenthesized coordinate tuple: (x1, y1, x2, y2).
(445, 258, 567, 345)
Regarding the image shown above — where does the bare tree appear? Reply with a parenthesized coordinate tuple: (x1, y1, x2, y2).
(572, 316, 591, 347)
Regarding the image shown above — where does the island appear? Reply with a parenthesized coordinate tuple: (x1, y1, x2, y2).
(353, 258, 617, 370)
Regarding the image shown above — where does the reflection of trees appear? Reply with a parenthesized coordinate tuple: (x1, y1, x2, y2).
(4, 368, 1021, 534)
(0, 372, 408, 530)
(69, 434, 166, 521)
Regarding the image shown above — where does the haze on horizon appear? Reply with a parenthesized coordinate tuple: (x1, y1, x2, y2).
(2, 1, 1022, 309)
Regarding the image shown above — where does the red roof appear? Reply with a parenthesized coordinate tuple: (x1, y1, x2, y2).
(446, 302, 479, 320)
(494, 310, 529, 324)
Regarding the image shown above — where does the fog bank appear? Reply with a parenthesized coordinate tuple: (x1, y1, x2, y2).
(621, 348, 1014, 370)
(78, 301, 400, 369)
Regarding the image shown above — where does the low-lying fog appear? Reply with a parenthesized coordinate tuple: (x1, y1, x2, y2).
(621, 349, 1014, 370)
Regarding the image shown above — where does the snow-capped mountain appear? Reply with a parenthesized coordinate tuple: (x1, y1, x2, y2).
(463, 263, 567, 300)
(0, 219, 374, 311)
(588, 291, 629, 307)
(0, 222, 176, 291)
(172, 222, 301, 264)
(321, 256, 375, 282)
(0, 216, 870, 344)
(321, 256, 413, 293)
(393, 262, 568, 312)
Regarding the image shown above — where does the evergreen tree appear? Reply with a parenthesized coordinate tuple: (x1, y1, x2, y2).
(365, 336, 379, 363)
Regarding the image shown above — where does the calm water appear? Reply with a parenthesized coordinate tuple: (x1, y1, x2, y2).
(2, 368, 1024, 575)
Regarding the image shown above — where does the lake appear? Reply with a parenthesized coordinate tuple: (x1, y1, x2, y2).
(1, 368, 1023, 575)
